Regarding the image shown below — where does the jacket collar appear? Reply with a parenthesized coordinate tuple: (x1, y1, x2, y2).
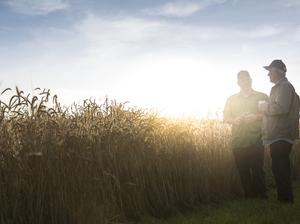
(274, 77, 288, 86)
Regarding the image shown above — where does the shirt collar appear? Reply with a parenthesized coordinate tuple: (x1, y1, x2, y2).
(239, 89, 255, 97)
(275, 77, 287, 86)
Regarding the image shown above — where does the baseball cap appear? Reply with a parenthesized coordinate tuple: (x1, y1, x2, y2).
(263, 59, 287, 72)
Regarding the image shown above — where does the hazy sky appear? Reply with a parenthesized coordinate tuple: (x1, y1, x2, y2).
(1, 0, 300, 117)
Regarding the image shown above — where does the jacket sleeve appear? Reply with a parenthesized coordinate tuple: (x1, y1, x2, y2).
(265, 83, 294, 116)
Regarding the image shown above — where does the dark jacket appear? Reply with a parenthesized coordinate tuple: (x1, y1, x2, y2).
(262, 77, 300, 141)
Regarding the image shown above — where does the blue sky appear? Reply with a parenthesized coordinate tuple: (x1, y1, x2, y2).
(1, 0, 300, 117)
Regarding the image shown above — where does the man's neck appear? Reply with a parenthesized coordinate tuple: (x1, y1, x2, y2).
(240, 88, 253, 97)
(274, 76, 286, 85)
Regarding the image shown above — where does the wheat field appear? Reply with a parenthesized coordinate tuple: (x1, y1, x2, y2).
(0, 87, 299, 224)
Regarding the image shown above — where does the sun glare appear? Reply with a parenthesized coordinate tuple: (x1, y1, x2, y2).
(115, 55, 238, 118)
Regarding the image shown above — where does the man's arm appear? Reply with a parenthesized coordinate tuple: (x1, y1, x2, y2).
(244, 93, 268, 122)
(243, 113, 263, 122)
(223, 98, 242, 125)
(260, 84, 294, 116)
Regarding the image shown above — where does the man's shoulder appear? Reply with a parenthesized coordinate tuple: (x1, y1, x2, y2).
(226, 93, 240, 102)
(282, 79, 294, 88)
(253, 90, 268, 99)
(277, 79, 295, 92)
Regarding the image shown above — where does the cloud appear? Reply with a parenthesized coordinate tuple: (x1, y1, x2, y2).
(3, 0, 68, 15)
(283, 0, 300, 7)
(1, 15, 285, 77)
(75, 15, 282, 55)
(142, 0, 227, 17)
(238, 26, 282, 38)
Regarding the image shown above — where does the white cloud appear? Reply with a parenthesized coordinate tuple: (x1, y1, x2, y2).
(143, 2, 202, 17)
(3, 0, 68, 15)
(283, 0, 300, 7)
(75, 15, 283, 55)
(238, 26, 282, 38)
(142, 0, 227, 17)
(1, 15, 285, 85)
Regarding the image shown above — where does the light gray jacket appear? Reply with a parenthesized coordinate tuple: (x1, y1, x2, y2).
(262, 77, 300, 142)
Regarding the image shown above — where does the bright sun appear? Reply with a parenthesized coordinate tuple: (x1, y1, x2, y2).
(114, 54, 239, 118)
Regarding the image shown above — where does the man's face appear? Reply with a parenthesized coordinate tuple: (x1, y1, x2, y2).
(267, 67, 280, 83)
(237, 74, 252, 90)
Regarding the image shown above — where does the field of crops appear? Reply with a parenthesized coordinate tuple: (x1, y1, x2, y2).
(0, 87, 299, 224)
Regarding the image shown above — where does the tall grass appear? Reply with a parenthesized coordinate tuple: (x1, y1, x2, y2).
(0, 87, 298, 224)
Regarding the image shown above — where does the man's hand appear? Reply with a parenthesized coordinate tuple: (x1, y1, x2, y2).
(258, 100, 268, 112)
(225, 113, 262, 125)
(243, 114, 262, 123)
(231, 116, 244, 125)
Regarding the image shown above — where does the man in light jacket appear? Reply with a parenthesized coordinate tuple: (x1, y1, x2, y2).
(259, 59, 299, 203)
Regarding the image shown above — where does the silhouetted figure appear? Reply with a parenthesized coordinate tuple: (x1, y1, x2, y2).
(259, 59, 300, 203)
(224, 71, 268, 199)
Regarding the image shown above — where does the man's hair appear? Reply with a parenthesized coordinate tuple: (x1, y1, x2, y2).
(237, 70, 250, 79)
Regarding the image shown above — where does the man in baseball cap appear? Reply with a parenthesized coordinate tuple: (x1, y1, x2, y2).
(259, 59, 300, 203)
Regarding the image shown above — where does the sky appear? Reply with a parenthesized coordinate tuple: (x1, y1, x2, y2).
(1, 0, 300, 117)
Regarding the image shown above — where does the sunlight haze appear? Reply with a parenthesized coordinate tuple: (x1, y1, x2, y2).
(1, 0, 300, 117)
